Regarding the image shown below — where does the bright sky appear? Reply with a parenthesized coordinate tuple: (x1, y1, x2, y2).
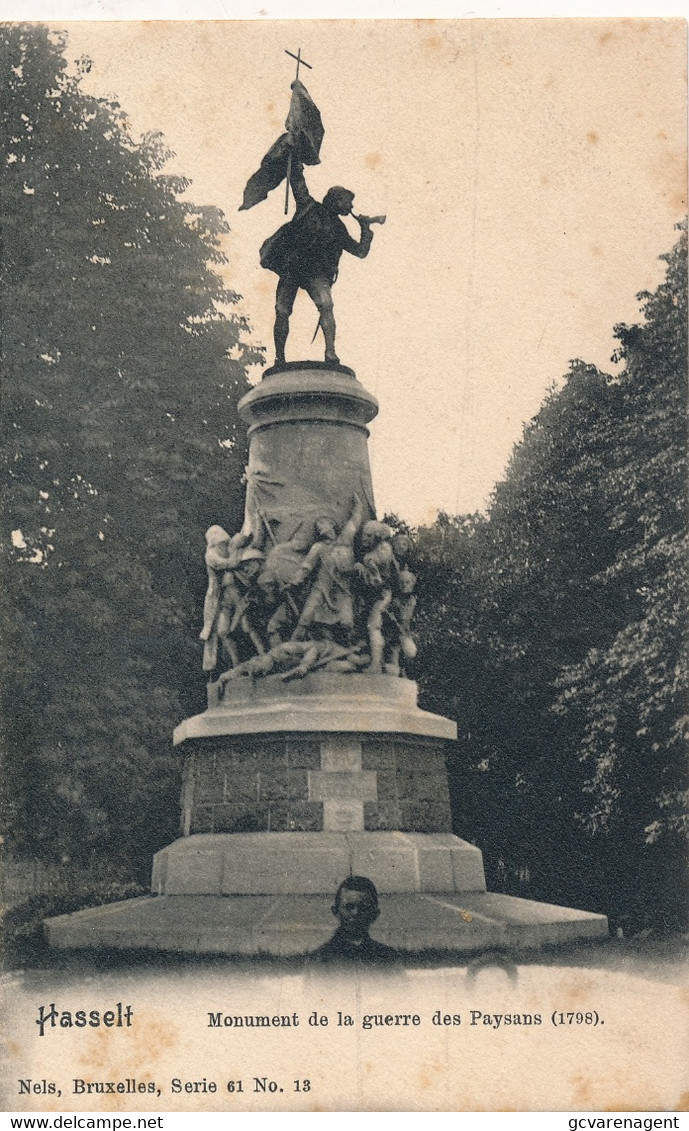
(55, 18, 686, 526)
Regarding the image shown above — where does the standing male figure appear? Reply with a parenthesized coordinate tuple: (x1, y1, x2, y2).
(260, 155, 375, 366)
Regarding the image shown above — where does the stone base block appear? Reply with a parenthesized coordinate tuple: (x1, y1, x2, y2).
(44, 891, 609, 957)
(152, 832, 487, 896)
(179, 731, 454, 836)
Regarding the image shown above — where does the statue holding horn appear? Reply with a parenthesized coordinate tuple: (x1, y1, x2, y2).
(239, 58, 385, 367)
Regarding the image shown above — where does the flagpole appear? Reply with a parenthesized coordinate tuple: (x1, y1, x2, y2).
(284, 151, 292, 215)
(283, 48, 312, 215)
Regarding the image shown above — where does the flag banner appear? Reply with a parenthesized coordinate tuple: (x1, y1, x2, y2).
(285, 79, 324, 166)
(239, 80, 324, 211)
(239, 133, 291, 211)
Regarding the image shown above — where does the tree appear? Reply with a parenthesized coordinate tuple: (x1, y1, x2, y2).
(413, 225, 687, 929)
(0, 24, 262, 872)
(555, 223, 688, 928)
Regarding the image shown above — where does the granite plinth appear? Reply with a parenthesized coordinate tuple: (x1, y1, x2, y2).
(178, 729, 454, 836)
(44, 891, 609, 957)
(175, 674, 457, 743)
(151, 832, 487, 896)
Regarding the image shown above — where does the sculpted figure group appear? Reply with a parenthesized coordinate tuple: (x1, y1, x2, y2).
(199, 496, 417, 688)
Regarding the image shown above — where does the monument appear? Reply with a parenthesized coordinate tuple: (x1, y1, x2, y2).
(46, 54, 608, 957)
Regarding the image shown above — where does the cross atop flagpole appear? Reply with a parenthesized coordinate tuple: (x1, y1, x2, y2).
(285, 47, 312, 83)
(283, 48, 313, 214)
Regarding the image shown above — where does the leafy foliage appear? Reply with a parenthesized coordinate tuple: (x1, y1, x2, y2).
(414, 224, 687, 930)
(555, 225, 688, 852)
(0, 24, 262, 870)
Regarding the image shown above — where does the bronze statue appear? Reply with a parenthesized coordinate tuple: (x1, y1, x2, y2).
(240, 65, 385, 365)
(260, 156, 378, 366)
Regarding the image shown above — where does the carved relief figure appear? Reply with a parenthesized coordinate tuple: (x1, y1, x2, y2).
(291, 495, 365, 641)
(199, 526, 248, 672)
(215, 548, 266, 668)
(200, 515, 418, 681)
(387, 532, 418, 676)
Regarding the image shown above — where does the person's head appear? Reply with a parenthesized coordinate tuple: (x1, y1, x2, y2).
(398, 564, 416, 596)
(333, 876, 380, 939)
(205, 524, 231, 549)
(361, 520, 392, 552)
(238, 547, 264, 581)
(323, 186, 355, 216)
(391, 532, 413, 561)
(314, 516, 338, 542)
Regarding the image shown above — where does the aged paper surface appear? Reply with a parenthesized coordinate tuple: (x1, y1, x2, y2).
(2, 16, 688, 1114)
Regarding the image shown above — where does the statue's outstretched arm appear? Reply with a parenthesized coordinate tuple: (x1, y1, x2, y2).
(341, 494, 365, 543)
(289, 157, 312, 210)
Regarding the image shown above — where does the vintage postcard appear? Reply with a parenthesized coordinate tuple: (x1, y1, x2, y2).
(1, 16, 687, 1115)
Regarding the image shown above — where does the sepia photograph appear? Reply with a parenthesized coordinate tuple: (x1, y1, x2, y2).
(1, 13, 687, 1113)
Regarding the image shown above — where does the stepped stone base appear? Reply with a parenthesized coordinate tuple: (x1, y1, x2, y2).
(151, 831, 487, 896)
(44, 890, 609, 957)
(175, 673, 457, 744)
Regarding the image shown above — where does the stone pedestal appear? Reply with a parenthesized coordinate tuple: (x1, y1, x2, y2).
(239, 361, 379, 544)
(45, 363, 609, 956)
(160, 670, 469, 895)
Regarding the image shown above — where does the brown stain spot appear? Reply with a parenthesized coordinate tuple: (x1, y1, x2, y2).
(591, 243, 604, 258)
(541, 175, 550, 187)
(559, 975, 597, 1004)
(587, 130, 599, 145)
(419, 1062, 445, 1089)
(653, 145, 688, 216)
(424, 33, 442, 51)
(599, 30, 616, 47)
(676, 1091, 689, 1111)
(572, 1073, 594, 1105)
(543, 75, 555, 89)
(365, 152, 382, 170)
(657, 129, 668, 140)
(74, 1013, 179, 1107)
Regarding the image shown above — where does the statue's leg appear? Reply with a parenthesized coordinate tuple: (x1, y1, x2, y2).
(266, 601, 290, 649)
(217, 608, 240, 668)
(274, 276, 298, 365)
(367, 590, 392, 674)
(306, 276, 338, 363)
(291, 583, 322, 640)
(242, 615, 266, 656)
